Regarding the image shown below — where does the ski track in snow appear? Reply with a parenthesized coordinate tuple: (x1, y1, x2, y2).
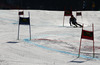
(24, 34, 100, 60)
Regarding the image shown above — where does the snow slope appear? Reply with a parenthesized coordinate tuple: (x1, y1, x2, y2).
(0, 10, 100, 65)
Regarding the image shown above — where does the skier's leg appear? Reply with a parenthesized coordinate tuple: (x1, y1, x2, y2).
(75, 24, 78, 27)
(73, 23, 77, 27)
(77, 23, 82, 27)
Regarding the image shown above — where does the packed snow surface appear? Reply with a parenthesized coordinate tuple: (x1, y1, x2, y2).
(0, 10, 100, 65)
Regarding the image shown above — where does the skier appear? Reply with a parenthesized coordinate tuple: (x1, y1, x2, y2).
(69, 15, 82, 27)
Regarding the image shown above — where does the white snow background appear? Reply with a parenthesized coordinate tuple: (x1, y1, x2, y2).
(0, 10, 100, 65)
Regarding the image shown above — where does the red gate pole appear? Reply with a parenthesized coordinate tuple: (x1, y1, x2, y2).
(63, 16, 65, 27)
(63, 8, 66, 27)
(28, 12, 31, 40)
(78, 37, 82, 58)
(92, 24, 95, 58)
(17, 10, 20, 40)
(78, 24, 84, 58)
(81, 12, 82, 19)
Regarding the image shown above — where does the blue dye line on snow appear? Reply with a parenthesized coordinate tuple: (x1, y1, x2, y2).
(12, 22, 18, 24)
(24, 39, 78, 56)
(0, 17, 18, 25)
(24, 38, 100, 60)
(0, 17, 17, 22)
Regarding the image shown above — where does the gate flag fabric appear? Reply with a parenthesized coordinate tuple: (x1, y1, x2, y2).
(64, 11, 72, 16)
(81, 30, 93, 40)
(19, 17, 30, 25)
(19, 11, 24, 15)
(78, 24, 95, 58)
(18, 11, 31, 40)
(76, 12, 82, 16)
(63, 10, 72, 26)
